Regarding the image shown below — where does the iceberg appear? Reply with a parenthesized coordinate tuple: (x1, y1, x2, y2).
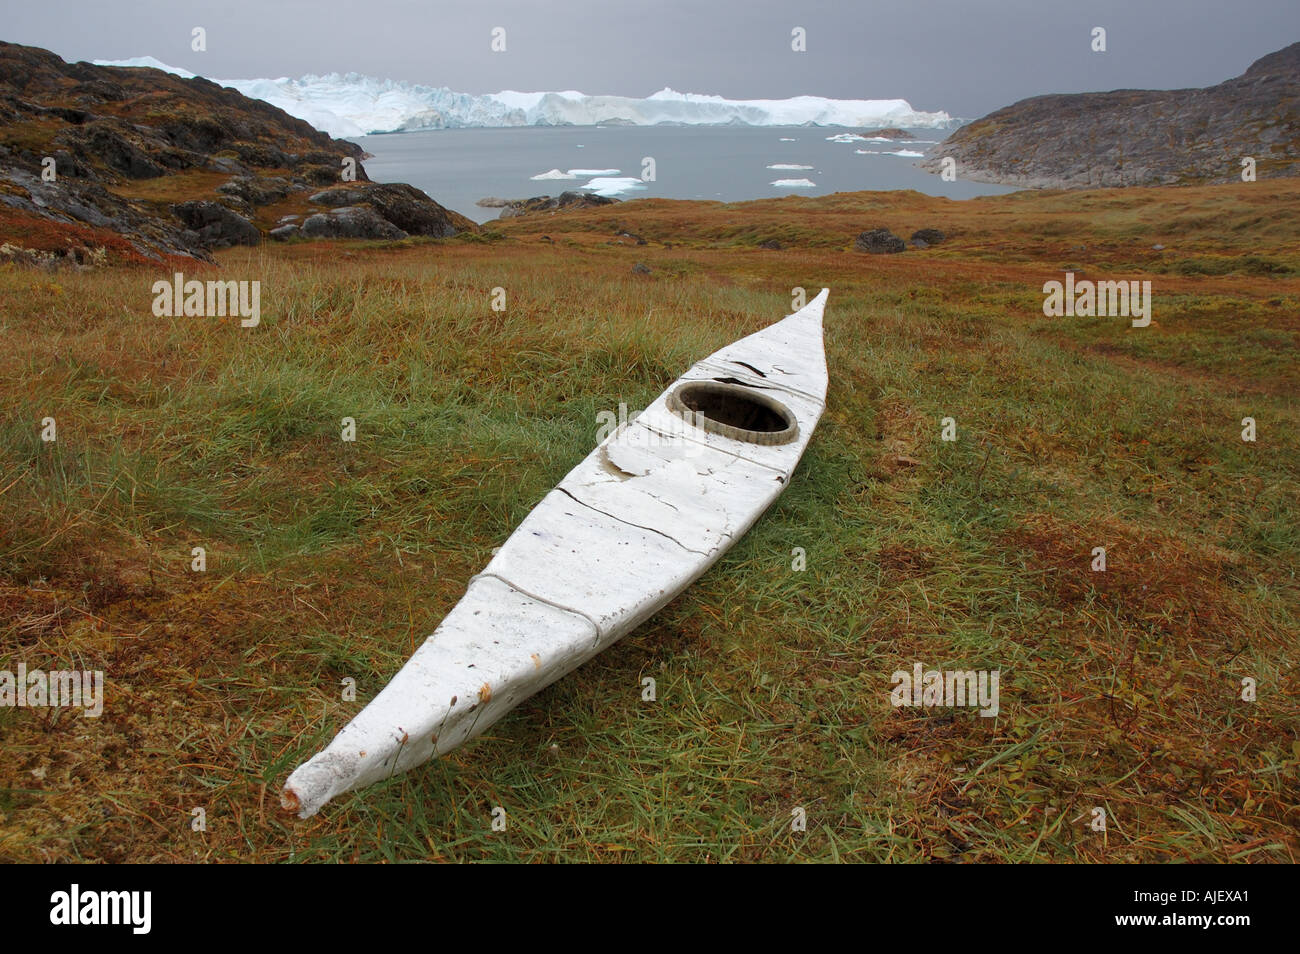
(771, 178, 816, 188)
(581, 177, 646, 197)
(101, 55, 196, 79)
(767, 163, 814, 170)
(94, 57, 955, 139)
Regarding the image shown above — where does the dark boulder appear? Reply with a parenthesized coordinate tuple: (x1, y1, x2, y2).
(308, 182, 472, 237)
(171, 200, 260, 248)
(911, 228, 945, 246)
(352, 183, 467, 237)
(301, 206, 407, 240)
(855, 228, 906, 254)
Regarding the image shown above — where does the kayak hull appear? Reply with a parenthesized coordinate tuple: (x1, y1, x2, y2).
(283, 289, 829, 817)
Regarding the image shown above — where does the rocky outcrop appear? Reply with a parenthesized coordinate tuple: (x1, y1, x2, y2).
(0, 41, 474, 262)
(495, 191, 620, 218)
(301, 206, 406, 240)
(308, 183, 476, 237)
(172, 200, 261, 248)
(921, 41, 1300, 189)
(0, 162, 210, 261)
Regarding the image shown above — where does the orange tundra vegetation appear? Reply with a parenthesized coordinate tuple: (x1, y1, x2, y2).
(0, 178, 1296, 862)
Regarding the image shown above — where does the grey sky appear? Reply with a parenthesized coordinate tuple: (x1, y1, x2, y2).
(5, 0, 1298, 117)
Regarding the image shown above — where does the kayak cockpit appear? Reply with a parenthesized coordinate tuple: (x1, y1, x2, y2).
(667, 380, 799, 446)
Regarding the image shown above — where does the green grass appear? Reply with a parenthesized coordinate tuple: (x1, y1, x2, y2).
(0, 181, 1297, 862)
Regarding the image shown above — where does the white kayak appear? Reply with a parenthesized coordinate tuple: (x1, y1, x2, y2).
(282, 288, 830, 817)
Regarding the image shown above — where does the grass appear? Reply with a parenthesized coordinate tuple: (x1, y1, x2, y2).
(0, 179, 1297, 862)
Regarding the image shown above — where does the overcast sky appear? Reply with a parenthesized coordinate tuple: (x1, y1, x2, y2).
(5, 0, 1298, 117)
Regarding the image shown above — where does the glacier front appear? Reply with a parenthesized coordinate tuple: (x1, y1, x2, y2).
(93, 57, 954, 139)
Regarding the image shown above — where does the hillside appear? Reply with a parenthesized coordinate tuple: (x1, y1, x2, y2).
(0, 41, 473, 264)
(922, 41, 1300, 189)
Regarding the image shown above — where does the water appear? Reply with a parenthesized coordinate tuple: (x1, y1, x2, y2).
(353, 125, 1013, 224)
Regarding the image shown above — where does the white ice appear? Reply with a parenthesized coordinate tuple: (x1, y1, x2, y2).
(94, 57, 954, 139)
(582, 177, 647, 197)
